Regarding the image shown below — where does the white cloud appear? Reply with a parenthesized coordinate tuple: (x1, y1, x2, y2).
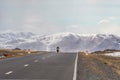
(65, 17, 120, 35)
(100, 24, 120, 34)
(21, 23, 61, 34)
(24, 15, 43, 24)
(65, 25, 96, 34)
(85, 0, 97, 4)
(65, 25, 81, 33)
(108, 17, 117, 20)
(98, 19, 111, 24)
(18, 14, 63, 34)
(98, 17, 120, 34)
(0, 13, 63, 34)
(98, 17, 117, 25)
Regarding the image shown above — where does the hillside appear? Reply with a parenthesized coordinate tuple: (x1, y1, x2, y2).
(0, 32, 120, 52)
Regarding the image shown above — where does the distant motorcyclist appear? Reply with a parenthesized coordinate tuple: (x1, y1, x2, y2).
(56, 46, 60, 53)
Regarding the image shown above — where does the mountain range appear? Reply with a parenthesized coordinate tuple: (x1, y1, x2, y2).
(0, 32, 120, 52)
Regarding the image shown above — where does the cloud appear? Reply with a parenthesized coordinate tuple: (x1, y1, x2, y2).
(66, 17, 120, 35)
(98, 17, 117, 25)
(65, 25, 81, 33)
(85, 0, 97, 4)
(98, 17, 120, 34)
(0, 13, 63, 34)
(21, 23, 61, 34)
(24, 15, 43, 24)
(108, 17, 117, 20)
(65, 25, 96, 34)
(0, 0, 120, 35)
(100, 24, 120, 34)
(19, 14, 63, 34)
(98, 19, 111, 24)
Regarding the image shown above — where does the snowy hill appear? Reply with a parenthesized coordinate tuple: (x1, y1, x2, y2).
(0, 32, 120, 52)
(0, 32, 35, 48)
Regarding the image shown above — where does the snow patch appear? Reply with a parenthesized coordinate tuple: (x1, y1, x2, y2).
(105, 52, 120, 57)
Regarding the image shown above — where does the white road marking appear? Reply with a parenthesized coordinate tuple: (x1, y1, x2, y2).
(73, 53, 78, 80)
(5, 71, 13, 75)
(24, 64, 29, 67)
(34, 60, 38, 62)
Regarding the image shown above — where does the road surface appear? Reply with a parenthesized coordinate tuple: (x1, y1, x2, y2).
(0, 52, 77, 80)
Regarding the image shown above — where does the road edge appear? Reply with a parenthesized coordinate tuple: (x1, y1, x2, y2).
(73, 52, 78, 80)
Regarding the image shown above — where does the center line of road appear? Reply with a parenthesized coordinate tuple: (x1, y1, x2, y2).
(5, 71, 13, 75)
(24, 64, 29, 67)
(34, 60, 38, 62)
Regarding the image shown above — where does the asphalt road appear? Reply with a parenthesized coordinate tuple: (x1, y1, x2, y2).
(0, 52, 77, 80)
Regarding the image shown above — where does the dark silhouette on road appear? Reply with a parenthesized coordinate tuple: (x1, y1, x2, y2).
(56, 46, 60, 53)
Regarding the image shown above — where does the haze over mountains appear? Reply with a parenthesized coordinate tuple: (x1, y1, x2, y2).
(0, 32, 120, 52)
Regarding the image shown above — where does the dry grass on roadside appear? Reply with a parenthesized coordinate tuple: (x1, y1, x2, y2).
(90, 54, 120, 75)
(0, 49, 39, 58)
(77, 52, 120, 80)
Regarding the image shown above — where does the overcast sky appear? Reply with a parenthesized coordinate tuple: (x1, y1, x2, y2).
(0, 0, 120, 35)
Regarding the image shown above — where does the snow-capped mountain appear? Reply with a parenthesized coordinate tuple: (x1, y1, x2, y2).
(0, 32, 35, 48)
(0, 32, 120, 52)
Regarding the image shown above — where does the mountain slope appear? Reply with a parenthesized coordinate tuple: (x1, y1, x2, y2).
(0, 32, 120, 52)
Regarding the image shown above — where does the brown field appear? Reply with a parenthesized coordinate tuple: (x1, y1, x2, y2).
(0, 49, 40, 58)
(77, 52, 120, 80)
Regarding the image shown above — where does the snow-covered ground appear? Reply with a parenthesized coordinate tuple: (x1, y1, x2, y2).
(1, 32, 120, 52)
(105, 52, 120, 57)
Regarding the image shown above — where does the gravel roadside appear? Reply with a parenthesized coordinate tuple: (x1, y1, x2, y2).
(77, 53, 120, 80)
